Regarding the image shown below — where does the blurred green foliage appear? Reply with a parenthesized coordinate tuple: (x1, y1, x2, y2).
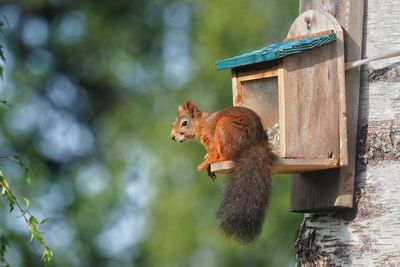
(0, 0, 301, 266)
(0, 163, 53, 266)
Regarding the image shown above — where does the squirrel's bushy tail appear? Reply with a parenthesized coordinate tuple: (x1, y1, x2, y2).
(217, 142, 275, 243)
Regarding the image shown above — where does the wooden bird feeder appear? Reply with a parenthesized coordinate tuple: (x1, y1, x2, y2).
(211, 10, 347, 174)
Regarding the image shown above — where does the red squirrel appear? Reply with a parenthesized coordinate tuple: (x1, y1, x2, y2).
(170, 100, 276, 242)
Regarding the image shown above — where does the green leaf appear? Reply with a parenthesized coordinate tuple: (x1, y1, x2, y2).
(29, 216, 39, 226)
(42, 247, 53, 266)
(0, 164, 53, 266)
(0, 177, 9, 189)
(22, 197, 30, 210)
(28, 225, 39, 242)
(39, 218, 50, 225)
(5, 192, 15, 212)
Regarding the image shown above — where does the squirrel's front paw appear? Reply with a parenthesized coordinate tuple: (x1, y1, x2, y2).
(197, 161, 209, 172)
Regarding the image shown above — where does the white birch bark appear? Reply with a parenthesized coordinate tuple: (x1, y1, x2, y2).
(295, 0, 400, 266)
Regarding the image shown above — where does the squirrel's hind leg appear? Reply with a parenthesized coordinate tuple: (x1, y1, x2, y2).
(216, 119, 245, 161)
(197, 139, 221, 172)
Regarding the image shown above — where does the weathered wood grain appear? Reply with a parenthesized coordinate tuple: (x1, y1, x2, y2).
(210, 160, 235, 174)
(278, 66, 286, 156)
(291, 0, 365, 211)
(210, 157, 339, 175)
(283, 10, 344, 162)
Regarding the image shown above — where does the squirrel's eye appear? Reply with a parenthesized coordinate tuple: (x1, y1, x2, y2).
(181, 120, 188, 126)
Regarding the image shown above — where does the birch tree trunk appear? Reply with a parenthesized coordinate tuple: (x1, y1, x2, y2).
(295, 0, 400, 266)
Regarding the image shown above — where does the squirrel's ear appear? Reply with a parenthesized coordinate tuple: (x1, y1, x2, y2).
(185, 100, 199, 115)
(178, 104, 186, 113)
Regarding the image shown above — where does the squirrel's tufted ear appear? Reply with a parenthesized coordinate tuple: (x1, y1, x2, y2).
(185, 100, 199, 115)
(178, 104, 186, 113)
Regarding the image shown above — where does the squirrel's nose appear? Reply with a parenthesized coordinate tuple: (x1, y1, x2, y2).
(171, 135, 176, 141)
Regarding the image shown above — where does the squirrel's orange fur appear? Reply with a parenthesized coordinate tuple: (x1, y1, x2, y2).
(170, 101, 276, 242)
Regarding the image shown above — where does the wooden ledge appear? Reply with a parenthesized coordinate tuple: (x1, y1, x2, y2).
(210, 158, 340, 174)
(210, 161, 235, 174)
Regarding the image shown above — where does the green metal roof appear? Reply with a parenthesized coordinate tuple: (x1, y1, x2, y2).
(215, 33, 336, 70)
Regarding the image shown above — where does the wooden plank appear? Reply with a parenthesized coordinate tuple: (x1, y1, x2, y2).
(277, 66, 286, 157)
(210, 158, 339, 174)
(283, 10, 343, 160)
(232, 70, 240, 105)
(237, 68, 278, 81)
(287, 13, 336, 38)
(283, 29, 334, 42)
(291, 0, 365, 211)
(283, 45, 340, 158)
(322, 11, 348, 166)
(274, 158, 339, 173)
(210, 161, 235, 174)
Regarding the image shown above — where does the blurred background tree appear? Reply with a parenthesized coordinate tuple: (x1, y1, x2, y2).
(0, 0, 301, 266)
